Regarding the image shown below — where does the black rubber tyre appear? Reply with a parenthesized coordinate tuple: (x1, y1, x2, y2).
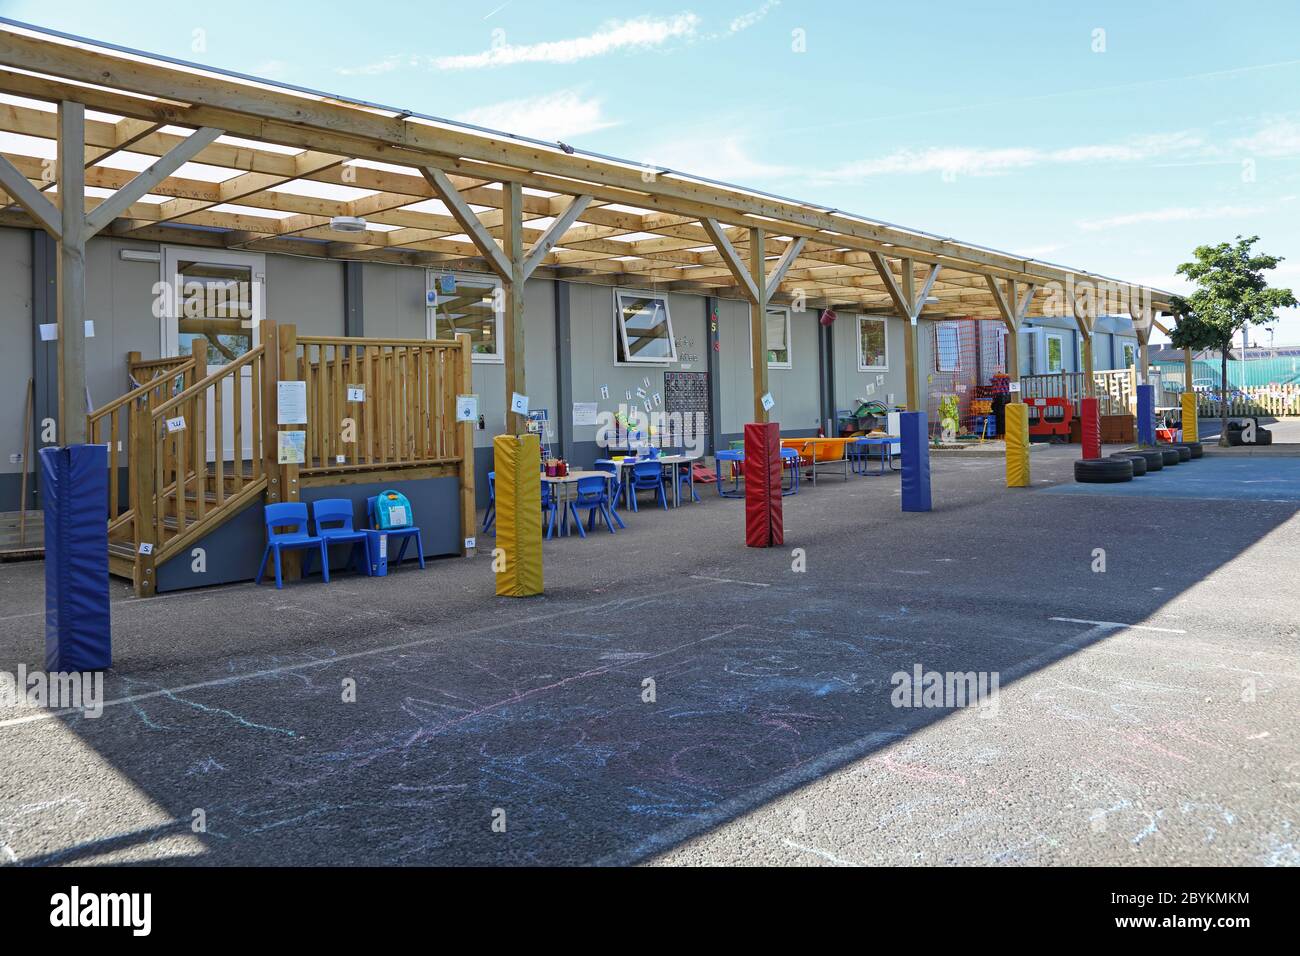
(1173, 441, 1204, 459)
(1075, 457, 1134, 483)
(1160, 448, 1180, 465)
(1125, 448, 1164, 471)
(1109, 453, 1148, 476)
(1167, 444, 1192, 462)
(1227, 429, 1245, 446)
(1257, 428, 1273, 445)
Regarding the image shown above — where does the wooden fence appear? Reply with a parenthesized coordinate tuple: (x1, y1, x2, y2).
(1019, 368, 1177, 414)
(1196, 384, 1300, 418)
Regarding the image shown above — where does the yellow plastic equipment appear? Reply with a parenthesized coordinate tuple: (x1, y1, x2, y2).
(1181, 392, 1198, 443)
(780, 436, 853, 461)
(1005, 402, 1030, 488)
(493, 433, 543, 597)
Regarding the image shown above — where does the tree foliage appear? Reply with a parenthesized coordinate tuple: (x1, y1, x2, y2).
(1169, 236, 1295, 351)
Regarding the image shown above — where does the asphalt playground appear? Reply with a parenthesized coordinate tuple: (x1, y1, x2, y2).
(0, 439, 1296, 866)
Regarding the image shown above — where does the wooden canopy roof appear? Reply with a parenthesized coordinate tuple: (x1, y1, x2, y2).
(0, 19, 1175, 324)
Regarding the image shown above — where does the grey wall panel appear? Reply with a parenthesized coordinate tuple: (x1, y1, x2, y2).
(565, 283, 706, 452)
(832, 312, 908, 412)
(266, 254, 344, 337)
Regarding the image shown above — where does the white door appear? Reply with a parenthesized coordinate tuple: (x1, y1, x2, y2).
(161, 247, 265, 464)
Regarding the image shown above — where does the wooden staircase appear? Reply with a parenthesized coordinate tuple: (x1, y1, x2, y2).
(90, 340, 272, 596)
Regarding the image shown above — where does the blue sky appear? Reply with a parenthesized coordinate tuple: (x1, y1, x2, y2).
(3, 0, 1297, 342)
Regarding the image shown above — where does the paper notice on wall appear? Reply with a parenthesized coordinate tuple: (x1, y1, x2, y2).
(278, 430, 306, 464)
(599, 385, 609, 400)
(642, 376, 651, 389)
(456, 394, 479, 422)
(1009, 382, 1021, 393)
(277, 380, 307, 424)
(39, 323, 57, 341)
(652, 392, 662, 407)
(84, 320, 95, 338)
(636, 387, 646, 399)
(572, 402, 598, 427)
(761, 392, 775, 412)
(347, 385, 365, 402)
(165, 416, 186, 433)
(625, 390, 632, 401)
(510, 392, 529, 416)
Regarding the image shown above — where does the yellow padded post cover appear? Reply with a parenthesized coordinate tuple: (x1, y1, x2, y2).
(1005, 402, 1030, 488)
(493, 433, 543, 597)
(1181, 391, 1199, 443)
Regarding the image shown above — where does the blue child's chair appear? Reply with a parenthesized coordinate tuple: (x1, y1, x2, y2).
(541, 481, 560, 539)
(365, 495, 425, 569)
(256, 502, 330, 589)
(629, 460, 668, 512)
(565, 474, 618, 537)
(312, 498, 369, 575)
(592, 462, 627, 529)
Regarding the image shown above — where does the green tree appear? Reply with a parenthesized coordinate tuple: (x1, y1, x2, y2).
(1169, 236, 1296, 446)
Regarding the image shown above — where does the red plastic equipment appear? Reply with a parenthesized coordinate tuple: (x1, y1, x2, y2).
(1026, 397, 1072, 441)
(1080, 396, 1101, 459)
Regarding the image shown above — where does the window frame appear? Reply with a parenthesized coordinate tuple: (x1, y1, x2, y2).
(1046, 332, 1065, 373)
(614, 289, 678, 365)
(857, 315, 889, 371)
(749, 305, 793, 370)
(427, 270, 504, 365)
(935, 322, 962, 372)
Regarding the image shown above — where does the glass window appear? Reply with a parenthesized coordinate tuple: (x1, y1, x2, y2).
(430, 272, 502, 362)
(751, 306, 792, 368)
(1046, 333, 1064, 373)
(858, 316, 888, 370)
(176, 260, 255, 368)
(615, 291, 677, 364)
(935, 323, 961, 371)
(1122, 342, 1137, 368)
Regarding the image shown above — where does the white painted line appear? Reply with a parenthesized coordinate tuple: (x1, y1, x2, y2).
(1049, 616, 1186, 634)
(690, 574, 770, 588)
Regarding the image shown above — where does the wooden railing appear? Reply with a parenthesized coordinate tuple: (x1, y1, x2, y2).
(100, 323, 474, 595)
(293, 333, 468, 474)
(87, 353, 197, 535)
(143, 343, 268, 565)
(127, 352, 194, 388)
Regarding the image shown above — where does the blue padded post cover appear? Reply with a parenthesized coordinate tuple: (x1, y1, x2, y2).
(1136, 384, 1155, 446)
(899, 411, 932, 513)
(41, 445, 111, 671)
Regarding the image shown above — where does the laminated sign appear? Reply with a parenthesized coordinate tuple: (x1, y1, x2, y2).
(277, 430, 306, 464)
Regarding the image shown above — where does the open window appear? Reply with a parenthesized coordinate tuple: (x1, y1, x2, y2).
(428, 271, 503, 363)
(857, 316, 888, 370)
(935, 322, 961, 372)
(615, 290, 677, 364)
(1046, 332, 1064, 373)
(750, 306, 792, 369)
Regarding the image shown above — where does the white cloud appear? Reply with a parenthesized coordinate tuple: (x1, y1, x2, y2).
(455, 91, 618, 141)
(1076, 202, 1282, 232)
(1232, 117, 1300, 157)
(433, 13, 701, 70)
(645, 133, 798, 183)
(813, 133, 1203, 183)
(727, 0, 780, 34)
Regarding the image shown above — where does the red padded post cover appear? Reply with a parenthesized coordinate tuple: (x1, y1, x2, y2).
(1080, 396, 1101, 460)
(744, 422, 783, 547)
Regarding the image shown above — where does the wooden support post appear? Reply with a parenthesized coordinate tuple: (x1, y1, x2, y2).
(456, 332, 476, 557)
(1183, 346, 1194, 391)
(749, 227, 769, 423)
(56, 101, 87, 446)
(502, 181, 527, 435)
(131, 399, 156, 597)
(277, 323, 302, 580)
(260, 320, 280, 502)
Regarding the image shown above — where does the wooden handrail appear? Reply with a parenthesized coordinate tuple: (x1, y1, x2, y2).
(88, 355, 195, 428)
(297, 335, 461, 348)
(152, 345, 264, 419)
